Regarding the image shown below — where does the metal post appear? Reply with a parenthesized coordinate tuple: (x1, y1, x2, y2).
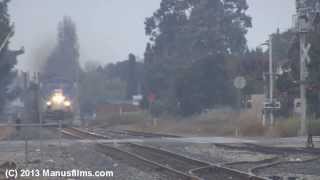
(262, 73, 267, 126)
(24, 136, 28, 164)
(269, 35, 275, 126)
(59, 120, 62, 149)
(36, 75, 43, 163)
(300, 33, 307, 136)
(58, 119, 63, 174)
(39, 116, 43, 163)
(148, 102, 152, 126)
(236, 89, 242, 136)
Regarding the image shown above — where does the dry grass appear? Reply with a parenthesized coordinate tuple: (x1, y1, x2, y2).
(119, 109, 239, 136)
(91, 108, 267, 136)
(90, 109, 314, 137)
(89, 111, 150, 128)
(0, 127, 14, 140)
(272, 118, 300, 137)
(271, 118, 320, 137)
(237, 111, 266, 136)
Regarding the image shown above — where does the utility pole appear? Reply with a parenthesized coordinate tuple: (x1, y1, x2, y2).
(261, 34, 280, 127)
(268, 34, 274, 126)
(299, 32, 308, 136)
(295, 0, 314, 136)
(34, 73, 43, 162)
(294, 0, 320, 136)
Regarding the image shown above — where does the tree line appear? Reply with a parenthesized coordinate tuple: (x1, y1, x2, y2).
(3, 0, 320, 120)
(143, 0, 252, 115)
(0, 0, 24, 113)
(141, 0, 320, 118)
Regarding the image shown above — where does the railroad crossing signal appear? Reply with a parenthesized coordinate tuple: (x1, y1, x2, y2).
(302, 43, 311, 64)
(148, 93, 156, 104)
(294, 0, 320, 136)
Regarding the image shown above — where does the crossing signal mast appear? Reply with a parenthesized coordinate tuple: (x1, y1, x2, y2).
(294, 0, 320, 136)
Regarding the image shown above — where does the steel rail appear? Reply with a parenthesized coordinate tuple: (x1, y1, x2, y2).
(62, 128, 267, 180)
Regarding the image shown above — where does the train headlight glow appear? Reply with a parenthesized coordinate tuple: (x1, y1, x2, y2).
(51, 93, 66, 104)
(63, 100, 71, 107)
(46, 101, 52, 106)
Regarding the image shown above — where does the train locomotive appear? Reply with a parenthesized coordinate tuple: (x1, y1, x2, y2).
(41, 77, 79, 124)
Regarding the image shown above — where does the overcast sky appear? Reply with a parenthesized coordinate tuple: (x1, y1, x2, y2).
(8, 0, 295, 71)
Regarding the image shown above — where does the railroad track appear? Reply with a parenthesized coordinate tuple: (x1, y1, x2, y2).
(216, 143, 320, 179)
(97, 143, 265, 180)
(100, 129, 180, 138)
(63, 127, 266, 180)
(251, 156, 320, 180)
(63, 127, 176, 139)
(61, 127, 110, 139)
(120, 130, 180, 138)
(223, 157, 280, 173)
(215, 143, 320, 155)
(96, 143, 197, 180)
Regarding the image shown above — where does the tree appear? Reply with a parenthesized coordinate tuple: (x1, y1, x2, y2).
(126, 54, 138, 99)
(144, 0, 197, 99)
(79, 56, 145, 115)
(176, 54, 235, 115)
(0, 0, 24, 112)
(79, 65, 126, 115)
(144, 0, 251, 115)
(103, 54, 143, 99)
(240, 48, 268, 95)
(43, 16, 80, 82)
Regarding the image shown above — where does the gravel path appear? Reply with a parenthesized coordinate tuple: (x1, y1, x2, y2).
(7, 127, 60, 140)
(254, 158, 320, 179)
(144, 142, 274, 165)
(0, 140, 166, 180)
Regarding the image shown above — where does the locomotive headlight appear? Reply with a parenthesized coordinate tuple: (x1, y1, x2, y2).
(46, 101, 52, 106)
(51, 93, 65, 104)
(63, 100, 71, 107)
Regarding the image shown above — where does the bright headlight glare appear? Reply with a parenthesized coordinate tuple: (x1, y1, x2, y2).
(64, 101, 71, 107)
(51, 93, 65, 104)
(46, 101, 52, 106)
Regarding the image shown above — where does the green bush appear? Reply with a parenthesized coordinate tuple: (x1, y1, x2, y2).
(308, 120, 320, 135)
(150, 100, 167, 117)
(274, 118, 320, 137)
(276, 118, 300, 137)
